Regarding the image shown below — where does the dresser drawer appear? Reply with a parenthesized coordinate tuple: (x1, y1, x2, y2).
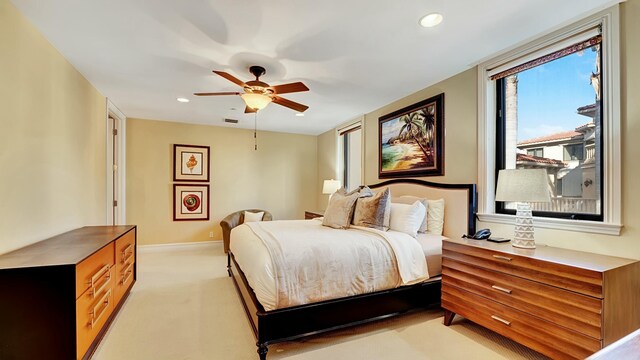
(76, 243, 115, 298)
(443, 241, 603, 298)
(114, 235, 135, 305)
(76, 267, 115, 359)
(442, 283, 601, 360)
(442, 257, 603, 339)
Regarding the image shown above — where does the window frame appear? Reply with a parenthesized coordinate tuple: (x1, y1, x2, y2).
(477, 6, 622, 235)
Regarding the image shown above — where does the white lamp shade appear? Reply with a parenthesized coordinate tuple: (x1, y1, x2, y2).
(495, 169, 551, 203)
(322, 179, 341, 194)
(240, 93, 272, 111)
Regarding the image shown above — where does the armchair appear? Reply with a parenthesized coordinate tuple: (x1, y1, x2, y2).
(220, 209, 272, 253)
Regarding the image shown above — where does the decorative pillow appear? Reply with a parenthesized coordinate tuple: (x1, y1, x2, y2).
(352, 188, 391, 230)
(322, 191, 360, 229)
(425, 199, 445, 236)
(392, 196, 429, 233)
(337, 185, 373, 198)
(244, 211, 264, 223)
(389, 201, 426, 238)
(373, 187, 392, 230)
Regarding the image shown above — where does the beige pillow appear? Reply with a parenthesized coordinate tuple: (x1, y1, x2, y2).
(425, 199, 445, 235)
(244, 211, 264, 222)
(372, 187, 392, 230)
(322, 191, 360, 229)
(338, 186, 373, 198)
(392, 196, 429, 233)
(352, 188, 391, 230)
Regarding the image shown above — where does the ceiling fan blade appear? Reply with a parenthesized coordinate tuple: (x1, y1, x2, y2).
(244, 106, 257, 114)
(212, 71, 247, 87)
(272, 96, 309, 113)
(193, 92, 240, 96)
(270, 82, 309, 94)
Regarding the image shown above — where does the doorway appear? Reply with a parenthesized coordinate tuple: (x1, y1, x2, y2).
(106, 100, 126, 225)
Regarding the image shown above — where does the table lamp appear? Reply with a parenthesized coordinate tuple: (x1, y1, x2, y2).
(495, 169, 551, 249)
(322, 179, 341, 197)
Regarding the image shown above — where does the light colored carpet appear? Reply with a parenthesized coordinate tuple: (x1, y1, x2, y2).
(93, 242, 548, 360)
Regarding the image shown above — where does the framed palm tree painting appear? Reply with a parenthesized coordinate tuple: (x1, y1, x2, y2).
(378, 93, 444, 178)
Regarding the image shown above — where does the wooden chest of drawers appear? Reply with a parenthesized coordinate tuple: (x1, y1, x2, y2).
(0, 226, 136, 360)
(442, 238, 640, 360)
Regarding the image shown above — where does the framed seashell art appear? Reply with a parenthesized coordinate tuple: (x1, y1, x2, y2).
(173, 184, 209, 221)
(173, 144, 210, 182)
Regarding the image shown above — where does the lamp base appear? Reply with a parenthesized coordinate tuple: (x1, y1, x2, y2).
(512, 202, 536, 249)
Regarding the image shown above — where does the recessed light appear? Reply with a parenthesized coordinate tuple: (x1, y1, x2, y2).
(419, 13, 443, 28)
(295, 113, 305, 117)
(177, 97, 190, 103)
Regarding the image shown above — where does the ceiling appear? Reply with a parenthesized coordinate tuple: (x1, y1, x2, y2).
(11, 0, 617, 135)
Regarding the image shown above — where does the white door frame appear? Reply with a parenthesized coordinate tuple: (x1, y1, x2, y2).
(106, 99, 127, 225)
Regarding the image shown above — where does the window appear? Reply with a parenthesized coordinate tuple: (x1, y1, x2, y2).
(339, 123, 362, 192)
(563, 144, 584, 161)
(495, 34, 602, 220)
(477, 6, 621, 235)
(527, 148, 544, 158)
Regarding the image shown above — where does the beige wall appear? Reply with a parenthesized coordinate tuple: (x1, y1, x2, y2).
(0, 0, 107, 255)
(126, 118, 318, 245)
(316, 2, 640, 259)
(363, 68, 478, 185)
(479, 1, 640, 259)
(316, 129, 338, 209)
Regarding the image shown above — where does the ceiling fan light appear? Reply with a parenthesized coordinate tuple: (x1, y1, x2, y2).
(241, 93, 272, 111)
(419, 13, 443, 28)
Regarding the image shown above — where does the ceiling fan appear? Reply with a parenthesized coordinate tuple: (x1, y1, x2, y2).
(194, 66, 309, 113)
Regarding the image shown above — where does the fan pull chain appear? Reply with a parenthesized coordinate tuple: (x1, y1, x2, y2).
(254, 112, 258, 151)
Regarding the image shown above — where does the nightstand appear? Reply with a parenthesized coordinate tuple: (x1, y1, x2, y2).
(304, 210, 324, 219)
(441, 237, 640, 360)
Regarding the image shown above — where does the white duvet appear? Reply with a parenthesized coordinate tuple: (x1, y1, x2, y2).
(230, 219, 435, 311)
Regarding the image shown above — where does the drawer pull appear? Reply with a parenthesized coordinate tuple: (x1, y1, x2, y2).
(92, 268, 112, 298)
(492, 255, 512, 262)
(122, 269, 133, 285)
(491, 315, 511, 326)
(122, 261, 134, 276)
(88, 264, 110, 287)
(90, 290, 111, 328)
(491, 285, 512, 294)
(121, 244, 134, 264)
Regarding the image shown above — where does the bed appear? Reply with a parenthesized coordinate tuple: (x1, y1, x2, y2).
(227, 179, 477, 359)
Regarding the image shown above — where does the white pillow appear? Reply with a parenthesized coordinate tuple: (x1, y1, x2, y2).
(389, 201, 426, 238)
(244, 211, 264, 223)
(393, 196, 429, 233)
(425, 199, 445, 236)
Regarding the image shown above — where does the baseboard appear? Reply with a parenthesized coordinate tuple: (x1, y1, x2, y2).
(138, 240, 222, 253)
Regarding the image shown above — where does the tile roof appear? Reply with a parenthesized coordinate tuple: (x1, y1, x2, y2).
(516, 153, 565, 166)
(518, 130, 581, 146)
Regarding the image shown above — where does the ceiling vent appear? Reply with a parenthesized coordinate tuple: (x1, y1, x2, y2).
(224, 118, 239, 124)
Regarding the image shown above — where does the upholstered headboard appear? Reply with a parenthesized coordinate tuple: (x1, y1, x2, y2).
(368, 179, 477, 238)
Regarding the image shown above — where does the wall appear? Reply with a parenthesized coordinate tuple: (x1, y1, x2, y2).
(316, 2, 640, 259)
(363, 68, 478, 185)
(316, 128, 338, 209)
(479, 1, 640, 259)
(126, 118, 318, 245)
(0, 0, 106, 255)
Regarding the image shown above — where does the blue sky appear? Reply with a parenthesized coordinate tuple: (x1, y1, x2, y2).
(516, 46, 598, 141)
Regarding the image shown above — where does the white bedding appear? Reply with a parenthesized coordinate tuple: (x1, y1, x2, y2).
(230, 219, 445, 311)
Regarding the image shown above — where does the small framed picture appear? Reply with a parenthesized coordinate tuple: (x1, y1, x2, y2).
(173, 184, 210, 221)
(173, 144, 210, 182)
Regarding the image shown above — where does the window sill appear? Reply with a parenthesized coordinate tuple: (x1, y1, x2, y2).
(477, 213, 622, 236)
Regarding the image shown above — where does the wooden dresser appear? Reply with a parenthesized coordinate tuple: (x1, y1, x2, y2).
(0, 226, 137, 360)
(304, 210, 324, 220)
(441, 238, 640, 360)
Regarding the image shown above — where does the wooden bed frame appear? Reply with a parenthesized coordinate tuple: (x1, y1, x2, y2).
(228, 179, 477, 359)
